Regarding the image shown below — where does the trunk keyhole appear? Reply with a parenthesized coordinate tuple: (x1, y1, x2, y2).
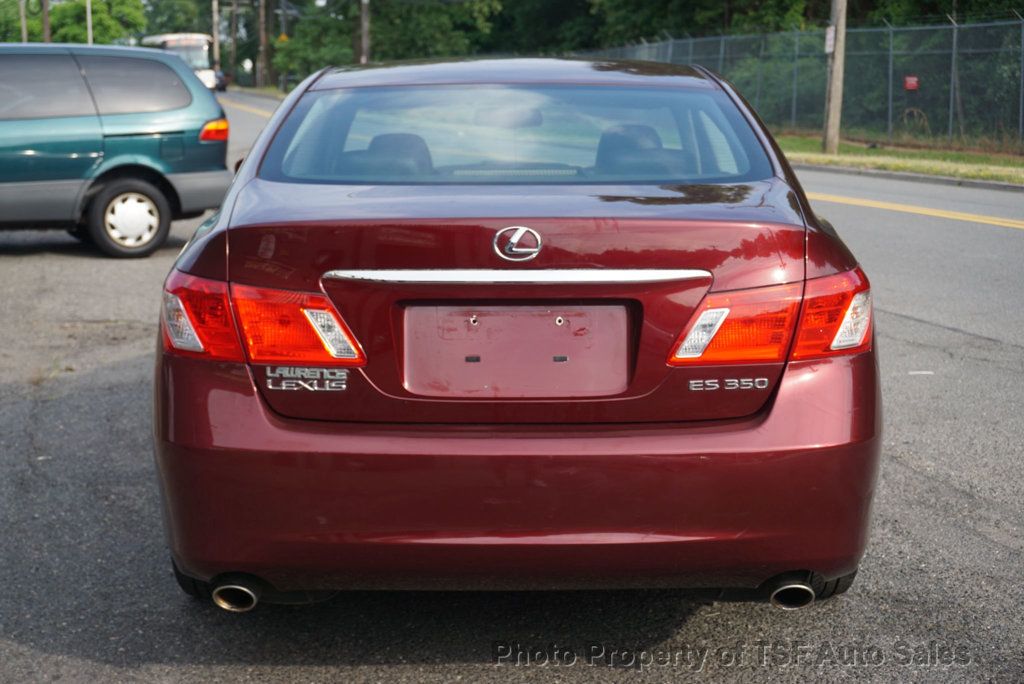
(555, 316, 565, 326)
(469, 315, 479, 326)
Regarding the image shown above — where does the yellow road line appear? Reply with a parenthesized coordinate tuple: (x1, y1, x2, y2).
(219, 98, 276, 118)
(806, 192, 1024, 231)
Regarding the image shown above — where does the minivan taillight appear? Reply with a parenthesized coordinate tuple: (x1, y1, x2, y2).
(161, 270, 366, 366)
(667, 267, 872, 365)
(199, 118, 229, 142)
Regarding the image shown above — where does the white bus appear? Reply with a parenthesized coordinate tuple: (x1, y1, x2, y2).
(141, 33, 222, 90)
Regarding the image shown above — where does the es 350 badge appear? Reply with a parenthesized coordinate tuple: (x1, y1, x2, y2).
(688, 377, 769, 391)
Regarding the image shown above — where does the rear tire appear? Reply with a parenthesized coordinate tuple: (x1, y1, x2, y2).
(816, 570, 858, 601)
(172, 560, 210, 600)
(86, 178, 171, 258)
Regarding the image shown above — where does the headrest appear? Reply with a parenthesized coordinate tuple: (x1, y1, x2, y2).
(595, 124, 698, 177)
(366, 133, 434, 175)
(595, 124, 663, 170)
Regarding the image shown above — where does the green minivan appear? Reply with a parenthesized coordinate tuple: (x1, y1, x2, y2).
(0, 44, 232, 257)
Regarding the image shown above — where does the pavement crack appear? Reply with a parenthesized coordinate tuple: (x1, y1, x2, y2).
(20, 366, 60, 483)
(885, 456, 1024, 556)
(876, 307, 1024, 351)
(877, 330, 1023, 374)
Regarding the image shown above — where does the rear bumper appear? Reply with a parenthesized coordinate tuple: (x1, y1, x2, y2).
(153, 351, 881, 591)
(165, 170, 232, 215)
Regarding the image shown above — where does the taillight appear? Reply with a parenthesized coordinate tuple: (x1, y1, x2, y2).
(790, 267, 872, 360)
(161, 271, 366, 366)
(199, 118, 229, 142)
(668, 282, 802, 365)
(231, 284, 366, 366)
(667, 267, 872, 365)
(161, 271, 245, 360)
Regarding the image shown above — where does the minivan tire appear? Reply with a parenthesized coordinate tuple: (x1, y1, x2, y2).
(67, 226, 92, 244)
(86, 178, 171, 258)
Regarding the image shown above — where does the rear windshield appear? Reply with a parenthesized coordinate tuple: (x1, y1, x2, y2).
(260, 84, 774, 185)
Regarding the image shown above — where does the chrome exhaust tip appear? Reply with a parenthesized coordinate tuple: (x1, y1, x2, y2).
(769, 582, 816, 610)
(211, 583, 260, 613)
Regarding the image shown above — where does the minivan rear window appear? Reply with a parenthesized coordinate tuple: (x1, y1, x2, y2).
(260, 85, 774, 185)
(0, 55, 95, 120)
(77, 56, 192, 115)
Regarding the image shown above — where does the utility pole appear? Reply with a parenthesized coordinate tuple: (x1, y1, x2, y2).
(230, 0, 238, 82)
(360, 0, 370, 64)
(947, 14, 965, 140)
(822, 0, 847, 154)
(86, 0, 93, 44)
(277, 0, 289, 90)
(18, 0, 27, 42)
(212, 0, 221, 69)
(42, 0, 51, 42)
(258, 0, 268, 87)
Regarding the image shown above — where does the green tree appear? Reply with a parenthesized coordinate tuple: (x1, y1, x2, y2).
(587, 0, 830, 44)
(48, 0, 146, 43)
(477, 0, 599, 53)
(0, 0, 22, 41)
(867, 0, 1024, 23)
(273, 2, 354, 76)
(144, 0, 202, 35)
(370, 0, 501, 60)
(274, 0, 502, 78)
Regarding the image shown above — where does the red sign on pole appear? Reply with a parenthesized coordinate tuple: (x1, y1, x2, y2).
(904, 75, 920, 91)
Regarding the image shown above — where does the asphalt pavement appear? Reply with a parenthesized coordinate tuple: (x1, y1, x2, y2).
(0, 90, 1021, 682)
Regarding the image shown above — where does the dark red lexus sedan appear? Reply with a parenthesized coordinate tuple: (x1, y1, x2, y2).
(154, 59, 880, 612)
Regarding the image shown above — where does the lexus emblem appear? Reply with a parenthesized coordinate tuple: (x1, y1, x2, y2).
(493, 226, 542, 262)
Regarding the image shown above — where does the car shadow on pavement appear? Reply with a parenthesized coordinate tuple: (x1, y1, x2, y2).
(0, 350, 709, 669)
(0, 231, 187, 257)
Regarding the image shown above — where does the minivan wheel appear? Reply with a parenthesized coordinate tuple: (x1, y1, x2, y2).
(87, 178, 171, 257)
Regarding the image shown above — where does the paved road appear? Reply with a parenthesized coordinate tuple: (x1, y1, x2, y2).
(0, 90, 1022, 682)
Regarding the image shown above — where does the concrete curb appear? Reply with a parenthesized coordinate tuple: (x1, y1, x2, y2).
(791, 163, 1024, 193)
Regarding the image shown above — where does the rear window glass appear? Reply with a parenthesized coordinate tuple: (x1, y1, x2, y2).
(260, 85, 773, 185)
(0, 54, 95, 120)
(77, 56, 192, 115)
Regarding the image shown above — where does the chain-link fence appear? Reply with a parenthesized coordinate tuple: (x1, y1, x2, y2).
(580, 18, 1024, 151)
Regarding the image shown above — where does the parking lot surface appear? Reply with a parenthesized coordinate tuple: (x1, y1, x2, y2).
(0, 91, 1022, 681)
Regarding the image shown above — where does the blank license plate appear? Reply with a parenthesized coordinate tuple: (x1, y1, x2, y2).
(403, 305, 628, 398)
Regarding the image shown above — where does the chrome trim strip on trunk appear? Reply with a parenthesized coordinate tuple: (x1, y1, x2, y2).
(322, 269, 713, 284)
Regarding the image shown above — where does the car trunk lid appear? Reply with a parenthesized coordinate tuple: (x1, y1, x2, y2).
(227, 178, 806, 424)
